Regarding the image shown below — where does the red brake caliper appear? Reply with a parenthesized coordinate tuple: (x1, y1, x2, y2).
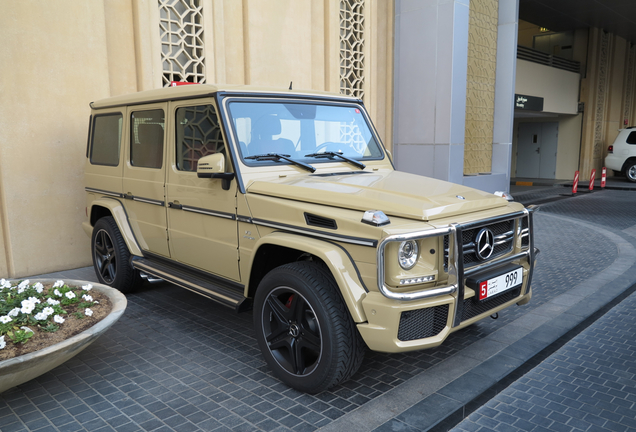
(285, 294, 295, 309)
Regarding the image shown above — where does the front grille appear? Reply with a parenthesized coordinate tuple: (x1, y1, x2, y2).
(444, 220, 515, 271)
(521, 216, 529, 247)
(397, 305, 449, 341)
(461, 287, 521, 322)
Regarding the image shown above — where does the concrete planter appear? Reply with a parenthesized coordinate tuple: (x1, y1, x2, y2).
(0, 279, 127, 393)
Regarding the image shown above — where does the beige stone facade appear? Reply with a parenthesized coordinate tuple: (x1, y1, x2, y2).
(464, 0, 498, 175)
(0, 0, 394, 277)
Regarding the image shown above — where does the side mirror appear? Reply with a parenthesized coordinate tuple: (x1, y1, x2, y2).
(197, 153, 235, 190)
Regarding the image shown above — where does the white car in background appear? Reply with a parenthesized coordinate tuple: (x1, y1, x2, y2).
(606, 128, 636, 182)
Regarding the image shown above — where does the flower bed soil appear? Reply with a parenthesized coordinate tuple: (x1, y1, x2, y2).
(0, 288, 111, 361)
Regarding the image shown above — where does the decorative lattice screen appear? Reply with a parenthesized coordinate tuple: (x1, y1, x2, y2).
(159, 0, 206, 86)
(339, 0, 365, 100)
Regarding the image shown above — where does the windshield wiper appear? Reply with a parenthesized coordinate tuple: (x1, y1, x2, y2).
(245, 153, 316, 173)
(304, 151, 366, 170)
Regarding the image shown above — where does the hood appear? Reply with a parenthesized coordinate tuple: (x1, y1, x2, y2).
(246, 170, 508, 221)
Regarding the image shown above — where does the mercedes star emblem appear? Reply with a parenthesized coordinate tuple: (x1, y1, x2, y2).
(475, 228, 494, 260)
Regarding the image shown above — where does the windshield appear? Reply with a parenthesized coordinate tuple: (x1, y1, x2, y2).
(227, 100, 384, 165)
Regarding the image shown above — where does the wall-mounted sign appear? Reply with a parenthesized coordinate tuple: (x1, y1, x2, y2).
(515, 94, 544, 111)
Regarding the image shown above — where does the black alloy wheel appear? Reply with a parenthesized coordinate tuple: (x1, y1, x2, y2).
(94, 228, 116, 284)
(261, 287, 323, 376)
(91, 216, 140, 293)
(254, 261, 365, 393)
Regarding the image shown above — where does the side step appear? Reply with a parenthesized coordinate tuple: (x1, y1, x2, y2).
(131, 256, 251, 312)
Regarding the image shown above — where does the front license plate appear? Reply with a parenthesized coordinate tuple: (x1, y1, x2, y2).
(477, 267, 523, 301)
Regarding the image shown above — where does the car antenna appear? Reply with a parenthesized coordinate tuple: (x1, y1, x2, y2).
(289, 81, 292, 90)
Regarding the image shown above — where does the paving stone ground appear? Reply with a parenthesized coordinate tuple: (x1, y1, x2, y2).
(451, 283, 636, 432)
(0, 188, 634, 431)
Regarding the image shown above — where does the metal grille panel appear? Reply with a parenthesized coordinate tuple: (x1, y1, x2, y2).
(444, 220, 515, 271)
(397, 305, 449, 341)
(339, 0, 365, 100)
(159, 0, 206, 86)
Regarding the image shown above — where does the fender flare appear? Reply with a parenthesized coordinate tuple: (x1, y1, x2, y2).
(247, 232, 369, 323)
(85, 197, 143, 257)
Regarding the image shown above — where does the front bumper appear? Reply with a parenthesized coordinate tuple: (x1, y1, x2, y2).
(357, 208, 538, 353)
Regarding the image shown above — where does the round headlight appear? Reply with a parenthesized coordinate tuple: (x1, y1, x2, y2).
(398, 240, 419, 270)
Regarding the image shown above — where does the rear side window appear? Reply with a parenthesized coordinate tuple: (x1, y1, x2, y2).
(130, 109, 165, 168)
(627, 131, 636, 144)
(90, 114, 122, 166)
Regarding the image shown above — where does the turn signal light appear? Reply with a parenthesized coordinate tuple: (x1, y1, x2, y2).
(608, 145, 613, 153)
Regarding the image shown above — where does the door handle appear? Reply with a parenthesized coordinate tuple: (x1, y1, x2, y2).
(168, 201, 182, 209)
(535, 148, 540, 154)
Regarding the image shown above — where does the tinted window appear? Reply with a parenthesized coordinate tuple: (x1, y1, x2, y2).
(130, 109, 164, 168)
(175, 105, 225, 171)
(627, 131, 636, 144)
(90, 114, 122, 166)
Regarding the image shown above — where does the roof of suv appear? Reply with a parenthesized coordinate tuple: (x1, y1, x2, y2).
(90, 84, 359, 110)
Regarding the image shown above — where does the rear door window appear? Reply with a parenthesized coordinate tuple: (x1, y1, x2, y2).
(626, 131, 636, 144)
(90, 113, 122, 166)
(130, 109, 165, 168)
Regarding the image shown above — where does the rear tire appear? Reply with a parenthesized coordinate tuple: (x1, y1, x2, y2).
(91, 217, 140, 293)
(253, 261, 365, 393)
(625, 161, 636, 182)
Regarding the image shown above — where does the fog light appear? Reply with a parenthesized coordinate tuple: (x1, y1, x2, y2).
(400, 275, 435, 285)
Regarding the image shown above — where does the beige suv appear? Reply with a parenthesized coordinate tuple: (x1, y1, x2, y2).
(83, 84, 537, 393)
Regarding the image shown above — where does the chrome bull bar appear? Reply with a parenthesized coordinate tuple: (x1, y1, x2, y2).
(376, 207, 538, 327)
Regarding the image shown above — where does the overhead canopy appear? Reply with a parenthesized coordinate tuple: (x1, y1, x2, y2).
(520, 0, 636, 43)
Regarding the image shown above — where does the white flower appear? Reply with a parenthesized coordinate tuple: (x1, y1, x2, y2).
(27, 297, 40, 304)
(17, 286, 25, 294)
(20, 299, 35, 314)
(8, 308, 20, 317)
(34, 312, 48, 321)
(42, 307, 54, 316)
(84, 308, 93, 317)
(18, 280, 30, 289)
(34, 282, 44, 293)
(54, 289, 62, 297)
(54, 315, 65, 324)
(0, 316, 12, 324)
(20, 326, 34, 333)
(82, 284, 92, 291)
(65, 291, 76, 299)
(46, 298, 60, 306)
(0, 336, 5, 349)
(53, 280, 64, 288)
(82, 295, 93, 302)
(0, 280, 11, 289)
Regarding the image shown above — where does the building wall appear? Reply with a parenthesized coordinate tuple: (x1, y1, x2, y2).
(0, 1, 112, 277)
(511, 114, 582, 180)
(0, 0, 394, 277)
(515, 60, 580, 114)
(579, 28, 636, 177)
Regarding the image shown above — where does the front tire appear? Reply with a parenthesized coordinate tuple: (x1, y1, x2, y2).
(253, 262, 365, 393)
(91, 217, 140, 293)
